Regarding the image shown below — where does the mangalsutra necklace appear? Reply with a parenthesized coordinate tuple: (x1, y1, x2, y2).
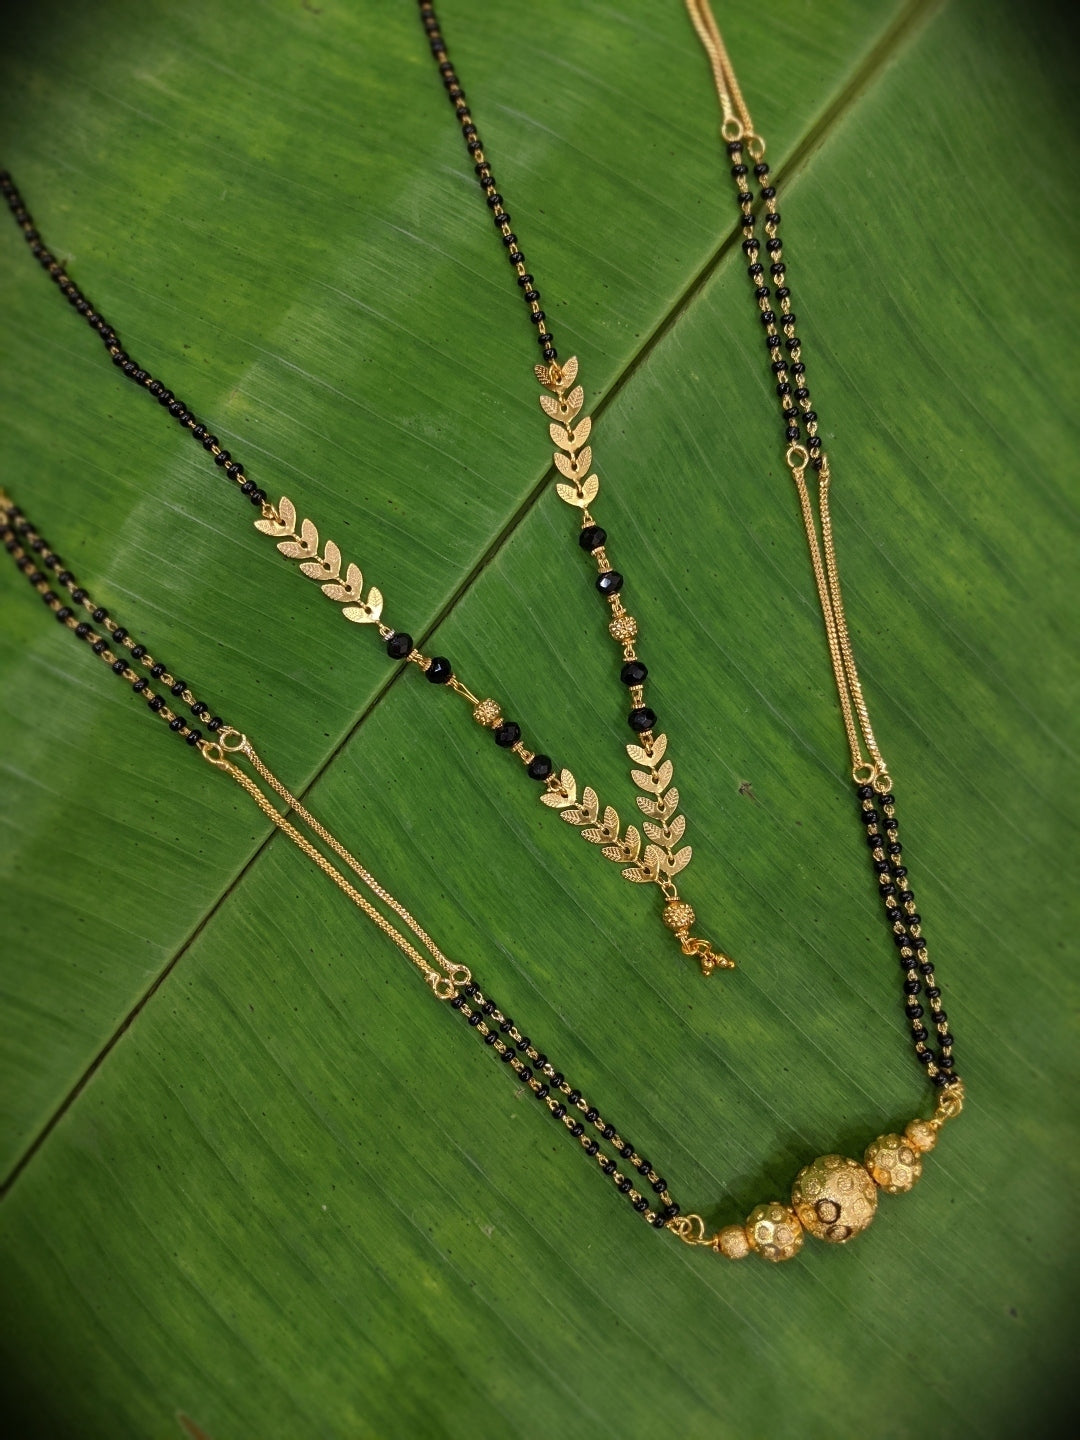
(2, 0, 960, 1133)
(0, 488, 964, 1261)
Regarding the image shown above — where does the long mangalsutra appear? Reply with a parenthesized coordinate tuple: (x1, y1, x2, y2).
(0, 487, 964, 1261)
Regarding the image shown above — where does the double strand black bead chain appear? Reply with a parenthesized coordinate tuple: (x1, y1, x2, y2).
(0, 490, 678, 1232)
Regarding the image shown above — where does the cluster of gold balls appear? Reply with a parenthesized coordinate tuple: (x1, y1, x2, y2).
(713, 1117, 940, 1262)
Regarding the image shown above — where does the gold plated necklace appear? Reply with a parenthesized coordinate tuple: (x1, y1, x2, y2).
(0, 489, 964, 1262)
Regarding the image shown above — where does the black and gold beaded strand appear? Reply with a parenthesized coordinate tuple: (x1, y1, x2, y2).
(0, 485, 964, 1262)
(0, 157, 727, 975)
(683, 0, 959, 1087)
(415, 0, 731, 971)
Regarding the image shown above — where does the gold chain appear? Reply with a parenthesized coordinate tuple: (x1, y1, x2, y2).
(686, 0, 888, 788)
(683, 0, 762, 153)
(200, 729, 470, 1000)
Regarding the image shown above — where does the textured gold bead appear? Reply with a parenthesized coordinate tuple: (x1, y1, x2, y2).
(904, 1118, 938, 1154)
(791, 1154, 878, 1243)
(472, 697, 503, 728)
(864, 1133, 922, 1194)
(608, 613, 638, 642)
(662, 899, 695, 934)
(716, 1225, 751, 1260)
(745, 1202, 803, 1262)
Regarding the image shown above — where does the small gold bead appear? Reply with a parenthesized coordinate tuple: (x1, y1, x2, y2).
(716, 1225, 751, 1260)
(791, 1155, 877, 1244)
(864, 1133, 922, 1194)
(904, 1118, 938, 1154)
(472, 697, 503, 728)
(745, 1202, 803, 1262)
(662, 899, 695, 934)
(609, 614, 638, 642)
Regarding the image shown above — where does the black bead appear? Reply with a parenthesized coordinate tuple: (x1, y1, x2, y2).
(651, 1213, 668, 1228)
(527, 754, 553, 781)
(578, 524, 606, 552)
(602, 1125, 615, 1141)
(148, 696, 164, 712)
(651, 1176, 668, 1193)
(600, 1158, 616, 1175)
(585, 1107, 599, 1123)
(75, 622, 90, 639)
(662, 1203, 681, 1219)
(111, 659, 126, 675)
(132, 678, 147, 694)
(620, 660, 648, 686)
(385, 631, 413, 660)
(92, 640, 106, 655)
(616, 1177, 632, 1194)
(55, 606, 72, 622)
(169, 717, 184, 732)
(499, 1048, 514, 1063)
(92, 607, 107, 623)
(629, 707, 656, 733)
(596, 570, 623, 596)
(550, 1071, 564, 1087)
(584, 1139, 599, 1156)
(71, 589, 86, 603)
(207, 717, 223, 733)
(170, 680, 186, 697)
(551, 1103, 566, 1120)
(425, 656, 452, 684)
(905, 1003, 924, 1019)
(620, 1143, 633, 1159)
(467, 1012, 481, 1028)
(632, 1195, 649, 1213)
(535, 1084, 549, 1100)
(150, 663, 165, 679)
(494, 721, 521, 748)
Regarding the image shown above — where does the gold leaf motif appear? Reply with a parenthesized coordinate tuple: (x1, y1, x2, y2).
(636, 795, 659, 817)
(579, 474, 600, 507)
(563, 385, 584, 418)
(549, 423, 575, 452)
(601, 806, 619, 837)
(667, 813, 686, 844)
(541, 791, 570, 809)
(534, 363, 555, 389)
(643, 844, 667, 878)
(643, 821, 666, 845)
(540, 769, 578, 808)
(300, 538, 340, 581)
(567, 414, 592, 447)
(341, 586, 384, 625)
(661, 787, 679, 816)
(322, 562, 364, 603)
(280, 497, 297, 532)
(553, 451, 580, 480)
(582, 827, 610, 846)
(255, 497, 294, 538)
(624, 825, 642, 861)
(561, 808, 584, 825)
(539, 393, 560, 419)
(560, 356, 579, 387)
(655, 760, 674, 791)
(665, 845, 693, 876)
(555, 482, 590, 509)
(580, 787, 599, 823)
(631, 768, 662, 793)
(621, 867, 652, 884)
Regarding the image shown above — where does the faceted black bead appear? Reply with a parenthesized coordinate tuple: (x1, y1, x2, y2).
(494, 721, 521, 748)
(385, 631, 413, 660)
(596, 570, 623, 596)
(578, 524, 606, 552)
(620, 660, 648, 686)
(527, 754, 553, 781)
(425, 656, 452, 684)
(629, 707, 656, 733)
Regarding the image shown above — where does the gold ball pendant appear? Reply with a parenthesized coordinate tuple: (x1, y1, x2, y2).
(662, 899, 696, 934)
(864, 1133, 922, 1194)
(791, 1154, 877, 1243)
(745, 1202, 803, 1262)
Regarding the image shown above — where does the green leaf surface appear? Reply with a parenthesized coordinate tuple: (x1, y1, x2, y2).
(0, 0, 1074, 1436)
